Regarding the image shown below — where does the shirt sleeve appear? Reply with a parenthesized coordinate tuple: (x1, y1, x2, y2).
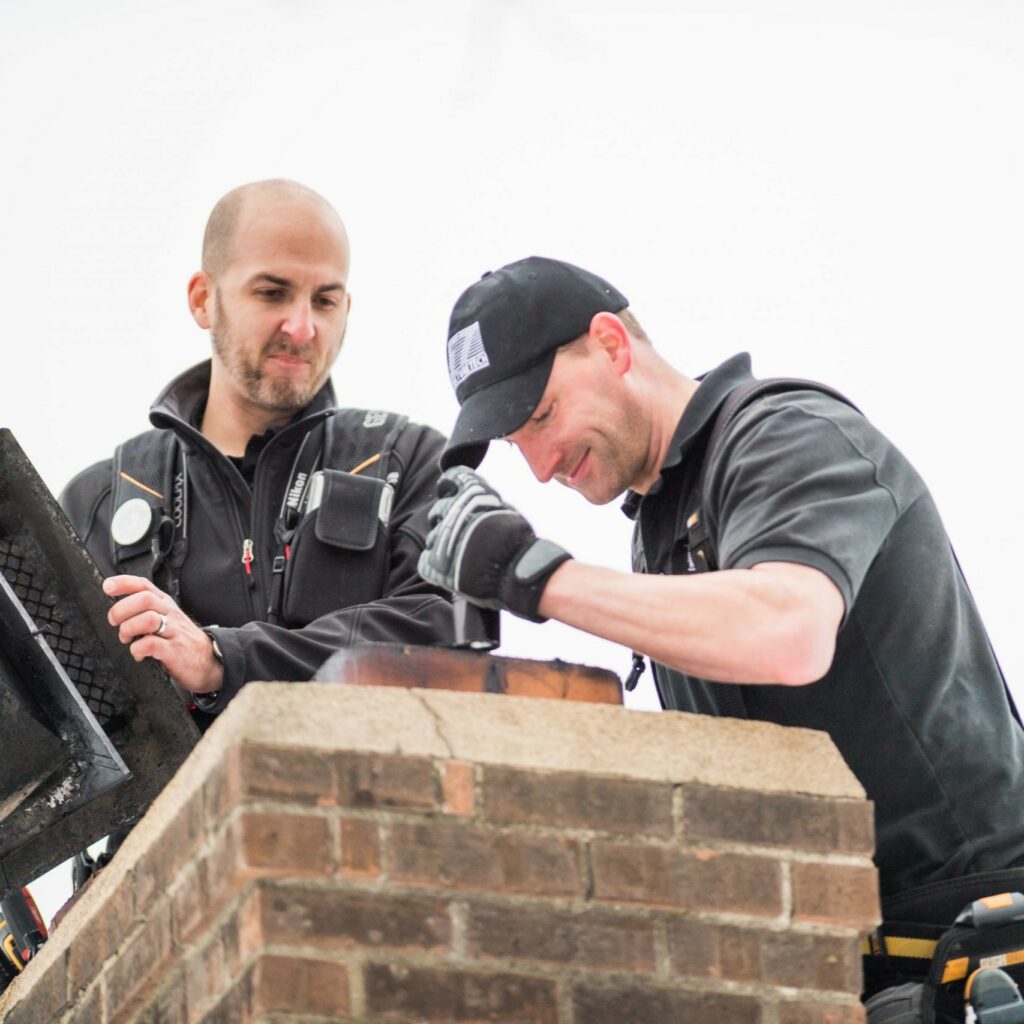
(705, 391, 925, 615)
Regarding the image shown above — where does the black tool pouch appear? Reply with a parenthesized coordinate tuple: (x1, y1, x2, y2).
(280, 469, 392, 624)
(919, 900, 1024, 1022)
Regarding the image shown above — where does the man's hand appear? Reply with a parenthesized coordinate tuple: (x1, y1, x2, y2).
(102, 575, 223, 695)
(417, 467, 572, 622)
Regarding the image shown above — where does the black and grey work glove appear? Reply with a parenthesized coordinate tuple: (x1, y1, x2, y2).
(417, 467, 572, 623)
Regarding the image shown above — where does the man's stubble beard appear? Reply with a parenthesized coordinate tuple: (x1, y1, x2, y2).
(574, 400, 652, 506)
(210, 293, 343, 413)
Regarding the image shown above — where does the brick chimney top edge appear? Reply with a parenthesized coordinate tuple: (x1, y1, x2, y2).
(213, 683, 863, 800)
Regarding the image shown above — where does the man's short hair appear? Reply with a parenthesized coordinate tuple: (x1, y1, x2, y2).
(558, 307, 650, 354)
(617, 307, 650, 343)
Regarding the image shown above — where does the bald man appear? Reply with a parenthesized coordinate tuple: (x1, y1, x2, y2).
(61, 179, 452, 721)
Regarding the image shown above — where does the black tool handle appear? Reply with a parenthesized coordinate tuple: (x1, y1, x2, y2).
(451, 597, 500, 651)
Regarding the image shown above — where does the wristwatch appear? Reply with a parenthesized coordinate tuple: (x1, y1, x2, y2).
(195, 627, 224, 710)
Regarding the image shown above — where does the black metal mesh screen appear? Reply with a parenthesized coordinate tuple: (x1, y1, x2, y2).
(0, 428, 200, 892)
(0, 538, 114, 724)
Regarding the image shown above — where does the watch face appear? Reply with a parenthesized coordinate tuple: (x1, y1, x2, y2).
(205, 631, 224, 662)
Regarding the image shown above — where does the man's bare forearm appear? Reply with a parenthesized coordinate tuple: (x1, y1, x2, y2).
(537, 560, 844, 686)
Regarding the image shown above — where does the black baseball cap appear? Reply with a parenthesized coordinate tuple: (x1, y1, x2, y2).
(440, 256, 628, 469)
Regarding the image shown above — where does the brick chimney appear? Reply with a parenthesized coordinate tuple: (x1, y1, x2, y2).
(0, 669, 878, 1023)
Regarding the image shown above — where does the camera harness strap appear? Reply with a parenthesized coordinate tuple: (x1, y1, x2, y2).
(110, 409, 409, 623)
(266, 420, 327, 625)
(110, 430, 189, 602)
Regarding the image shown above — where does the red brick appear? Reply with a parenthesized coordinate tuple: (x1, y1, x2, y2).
(336, 751, 438, 810)
(203, 746, 242, 833)
(572, 982, 761, 1024)
(255, 955, 350, 1016)
(260, 882, 451, 951)
(666, 918, 763, 982)
(104, 902, 174, 1023)
(241, 810, 333, 873)
(65, 981, 103, 1024)
(777, 1000, 866, 1024)
(136, 796, 205, 915)
(232, 888, 266, 974)
(166, 825, 252, 955)
(681, 785, 874, 855)
(590, 841, 783, 915)
(339, 816, 381, 877)
(441, 760, 476, 816)
(761, 931, 862, 992)
(67, 869, 136, 995)
(667, 919, 861, 992)
(1, 951, 68, 1024)
(389, 821, 580, 897)
(185, 935, 228, 1021)
(202, 818, 246, 910)
(792, 862, 880, 929)
(171, 858, 207, 944)
(182, 893, 262, 1022)
(466, 901, 656, 971)
(240, 742, 334, 806)
(365, 963, 558, 1023)
(194, 968, 256, 1024)
(483, 767, 674, 836)
(141, 978, 187, 1024)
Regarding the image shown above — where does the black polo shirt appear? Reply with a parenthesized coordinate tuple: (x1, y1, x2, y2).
(628, 354, 1024, 901)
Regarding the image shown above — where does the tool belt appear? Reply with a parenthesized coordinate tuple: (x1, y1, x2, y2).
(864, 870, 1024, 1022)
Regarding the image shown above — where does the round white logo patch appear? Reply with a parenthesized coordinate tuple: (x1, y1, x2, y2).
(111, 497, 154, 546)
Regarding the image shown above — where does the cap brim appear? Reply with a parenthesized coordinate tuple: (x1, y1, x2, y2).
(440, 349, 557, 470)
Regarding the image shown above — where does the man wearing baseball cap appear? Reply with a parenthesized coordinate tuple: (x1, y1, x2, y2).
(419, 256, 1024, 1016)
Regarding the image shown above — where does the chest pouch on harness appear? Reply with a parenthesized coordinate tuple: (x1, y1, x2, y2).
(312, 469, 392, 549)
(277, 468, 395, 626)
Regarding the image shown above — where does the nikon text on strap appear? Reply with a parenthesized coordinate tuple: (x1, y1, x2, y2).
(110, 408, 409, 617)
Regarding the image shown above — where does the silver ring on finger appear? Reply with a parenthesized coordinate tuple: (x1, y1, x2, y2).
(155, 613, 168, 637)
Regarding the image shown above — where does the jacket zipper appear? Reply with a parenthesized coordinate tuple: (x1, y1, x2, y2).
(147, 400, 331, 625)
(241, 538, 255, 581)
(210, 464, 261, 620)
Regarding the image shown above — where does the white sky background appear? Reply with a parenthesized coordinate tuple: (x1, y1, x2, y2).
(2, 0, 1023, 923)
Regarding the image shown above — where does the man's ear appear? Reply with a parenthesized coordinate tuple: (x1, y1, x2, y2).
(589, 311, 632, 374)
(187, 271, 213, 329)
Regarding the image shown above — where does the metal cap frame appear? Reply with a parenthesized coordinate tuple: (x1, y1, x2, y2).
(0, 429, 199, 893)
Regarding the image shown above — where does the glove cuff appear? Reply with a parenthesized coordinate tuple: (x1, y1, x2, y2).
(506, 538, 573, 622)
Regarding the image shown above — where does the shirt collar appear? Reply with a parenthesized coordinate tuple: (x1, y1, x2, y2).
(621, 352, 754, 518)
(148, 358, 338, 440)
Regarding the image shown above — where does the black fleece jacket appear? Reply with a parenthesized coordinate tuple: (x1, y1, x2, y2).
(60, 361, 453, 719)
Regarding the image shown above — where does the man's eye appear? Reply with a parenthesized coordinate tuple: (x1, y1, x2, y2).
(314, 295, 338, 309)
(533, 406, 552, 426)
(256, 289, 284, 301)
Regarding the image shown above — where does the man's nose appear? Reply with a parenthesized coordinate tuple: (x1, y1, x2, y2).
(281, 300, 316, 343)
(516, 435, 559, 484)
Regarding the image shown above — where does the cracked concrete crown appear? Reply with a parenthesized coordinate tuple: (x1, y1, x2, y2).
(211, 683, 863, 800)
